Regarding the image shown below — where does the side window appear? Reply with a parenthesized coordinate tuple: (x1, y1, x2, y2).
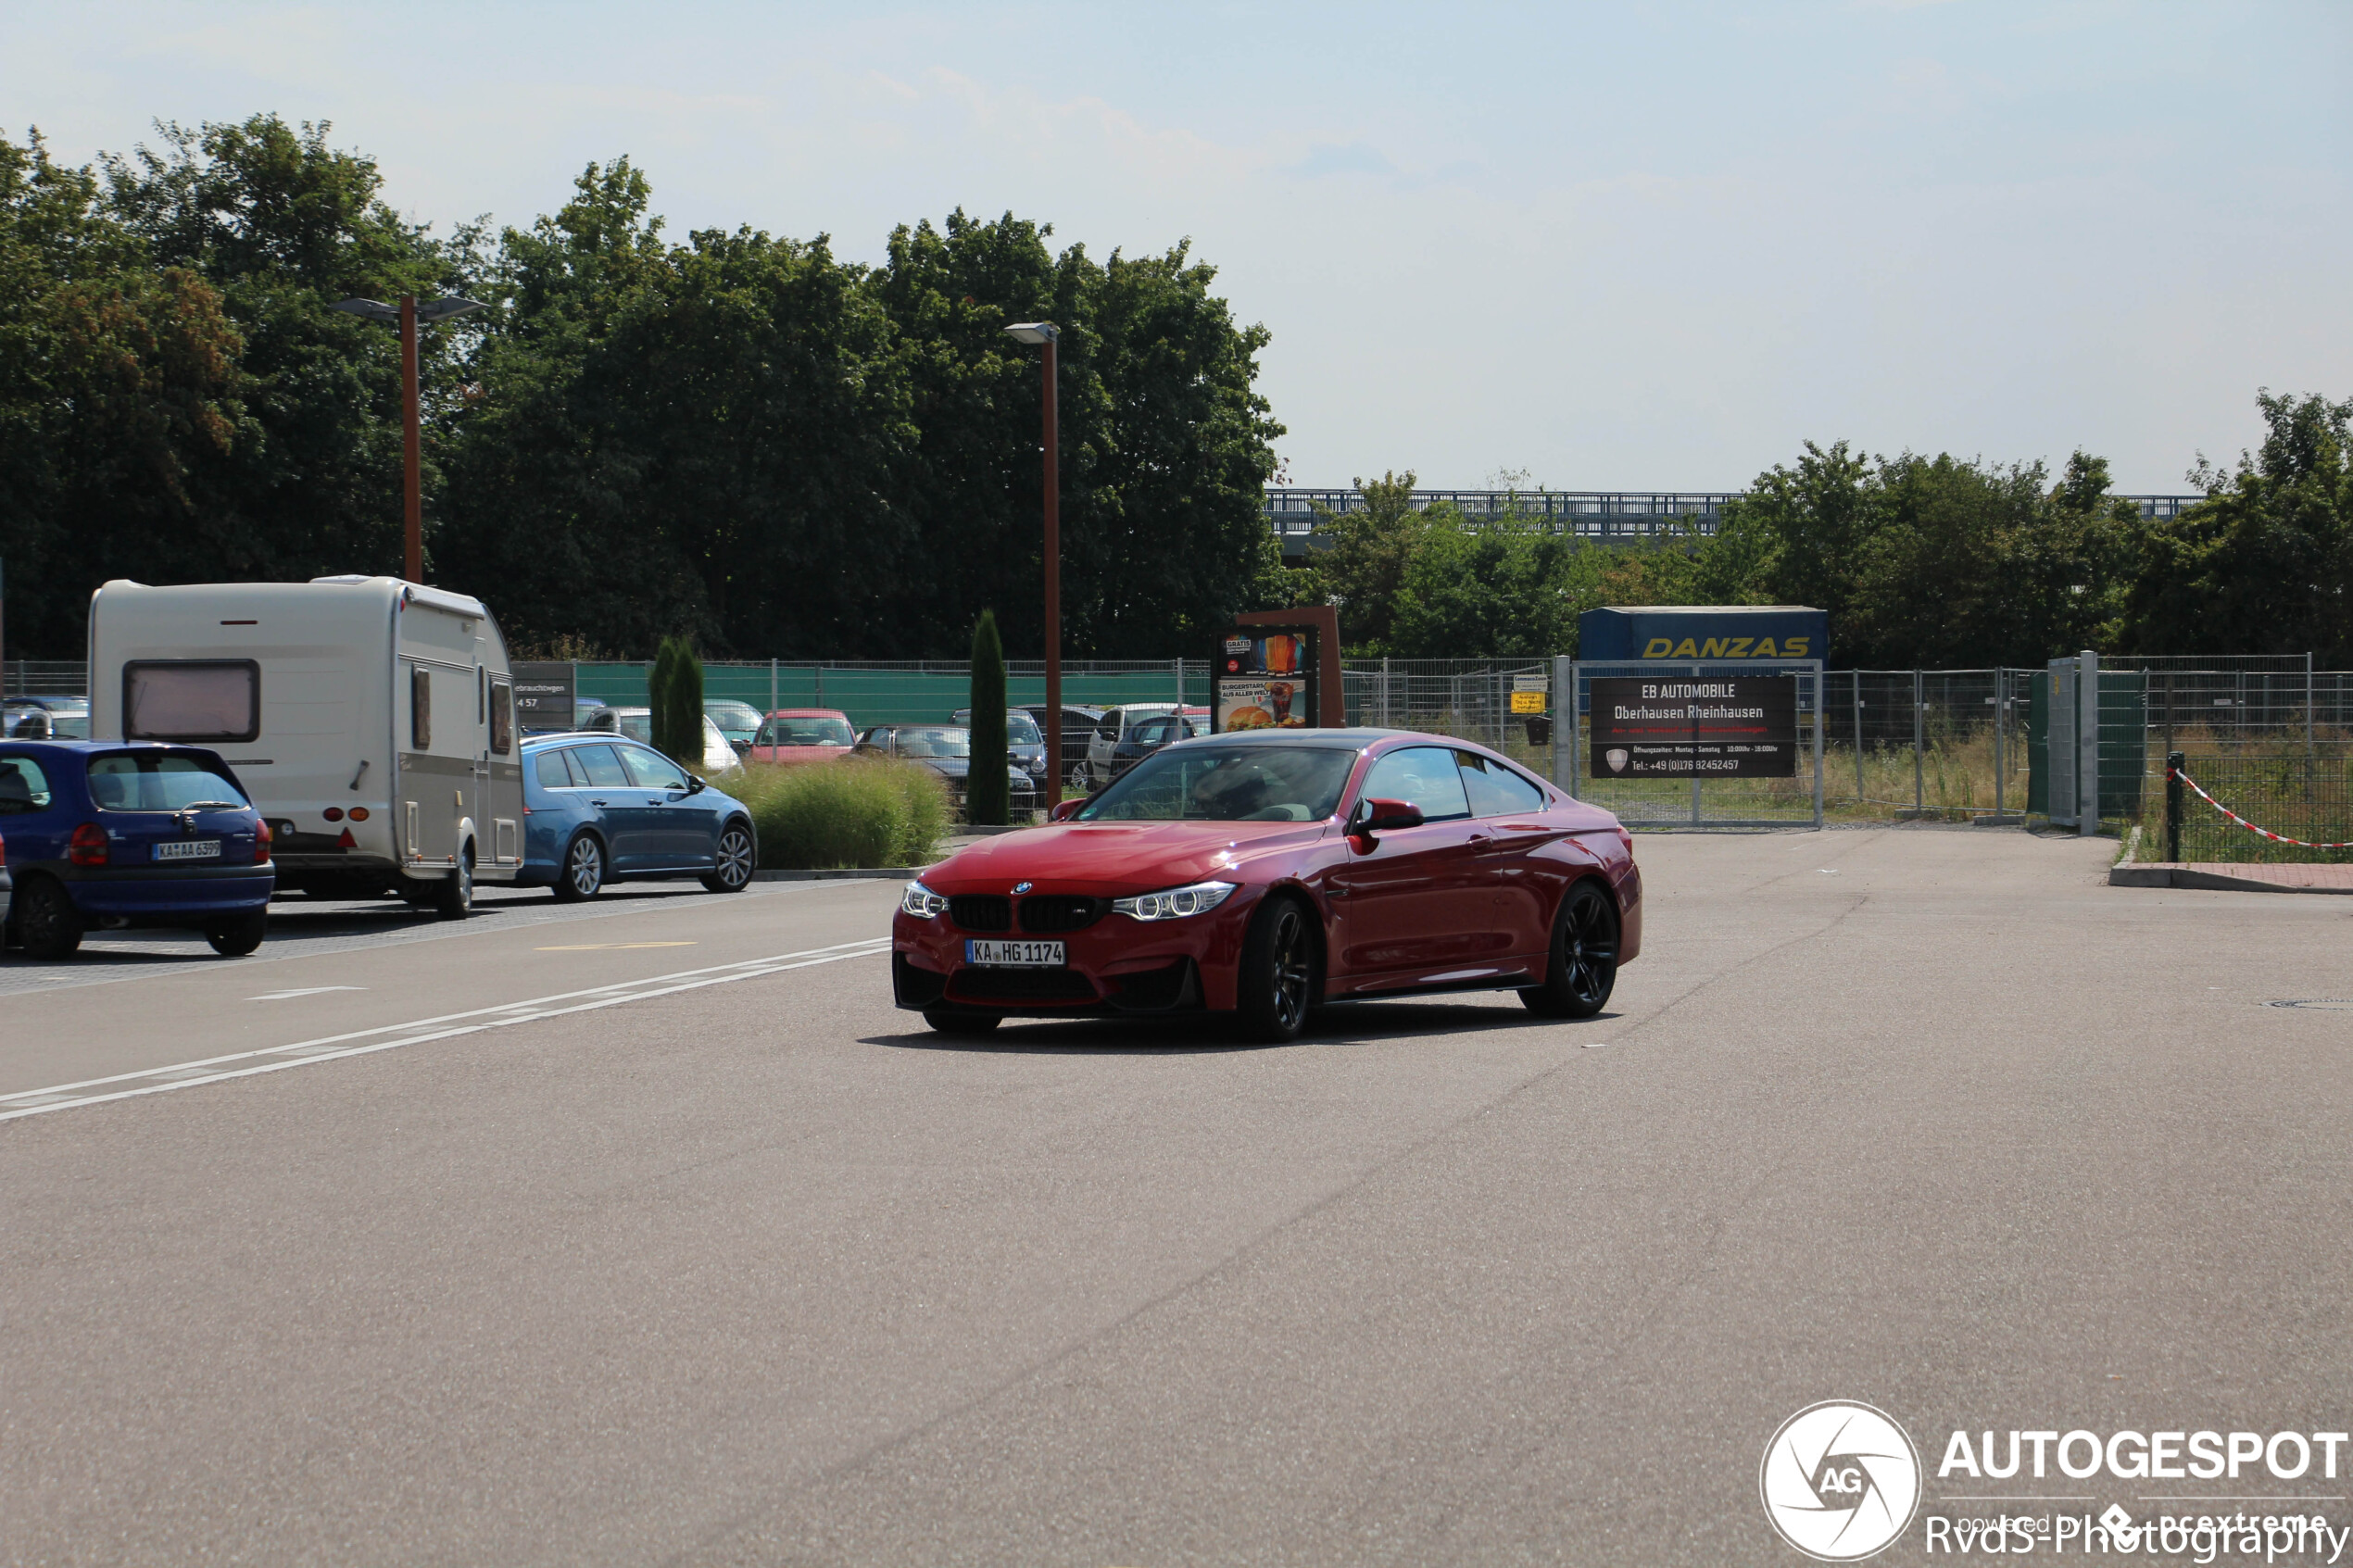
(569, 743, 630, 788)
(1358, 746, 1472, 823)
(124, 659, 259, 743)
(1098, 712, 1122, 740)
(621, 746, 689, 791)
(534, 750, 574, 788)
(0, 755, 52, 813)
(410, 665, 432, 750)
(490, 680, 513, 755)
(1456, 751, 1547, 817)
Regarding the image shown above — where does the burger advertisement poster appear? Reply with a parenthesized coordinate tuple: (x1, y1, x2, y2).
(1214, 627, 1318, 733)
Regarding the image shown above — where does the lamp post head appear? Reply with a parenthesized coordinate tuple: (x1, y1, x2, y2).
(1003, 321, 1059, 345)
(332, 297, 402, 324)
(415, 296, 489, 323)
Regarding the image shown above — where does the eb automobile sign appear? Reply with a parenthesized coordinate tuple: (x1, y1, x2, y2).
(1591, 675, 1798, 779)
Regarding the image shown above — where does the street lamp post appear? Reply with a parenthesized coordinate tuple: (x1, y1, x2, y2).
(1004, 321, 1063, 807)
(333, 295, 486, 583)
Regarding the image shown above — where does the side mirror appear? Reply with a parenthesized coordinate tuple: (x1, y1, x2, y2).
(686, 775, 707, 795)
(1353, 797, 1423, 834)
(731, 739, 750, 756)
(1051, 797, 1086, 822)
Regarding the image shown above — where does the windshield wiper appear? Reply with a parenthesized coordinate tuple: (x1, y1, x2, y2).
(178, 800, 245, 811)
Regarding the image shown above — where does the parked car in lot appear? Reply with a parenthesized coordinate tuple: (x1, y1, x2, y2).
(703, 700, 765, 751)
(1020, 704, 1107, 790)
(853, 724, 1038, 815)
(5, 696, 93, 740)
(0, 740, 275, 959)
(517, 734, 758, 900)
(1102, 709, 1206, 783)
(893, 729, 1641, 1042)
(748, 709, 856, 764)
(950, 708, 1049, 783)
(580, 707, 746, 779)
(1081, 704, 1211, 793)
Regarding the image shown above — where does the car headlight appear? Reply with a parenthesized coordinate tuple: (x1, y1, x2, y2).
(1112, 880, 1239, 921)
(900, 880, 949, 918)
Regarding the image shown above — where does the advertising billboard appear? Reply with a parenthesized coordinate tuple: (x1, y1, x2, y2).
(1212, 626, 1318, 733)
(1577, 606, 1826, 662)
(510, 661, 578, 734)
(1590, 673, 1797, 778)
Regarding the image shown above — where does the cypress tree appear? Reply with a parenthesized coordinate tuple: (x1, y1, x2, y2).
(661, 636, 705, 771)
(967, 610, 1010, 824)
(647, 638, 679, 759)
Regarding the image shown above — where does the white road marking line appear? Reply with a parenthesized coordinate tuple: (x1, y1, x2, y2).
(248, 986, 368, 1001)
(0, 937, 893, 1123)
(535, 941, 698, 951)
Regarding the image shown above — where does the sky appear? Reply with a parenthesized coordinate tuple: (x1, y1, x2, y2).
(6, 1, 2347, 494)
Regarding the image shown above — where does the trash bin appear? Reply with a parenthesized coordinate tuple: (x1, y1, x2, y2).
(1523, 714, 1552, 747)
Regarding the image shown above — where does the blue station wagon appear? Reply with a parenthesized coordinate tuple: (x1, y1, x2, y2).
(0, 741, 274, 959)
(517, 734, 758, 901)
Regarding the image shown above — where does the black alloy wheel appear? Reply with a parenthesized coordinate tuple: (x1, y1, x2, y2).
(1521, 881, 1619, 1019)
(553, 833, 605, 902)
(1236, 896, 1315, 1044)
(924, 1008, 1001, 1036)
(701, 822, 756, 894)
(17, 876, 83, 960)
(433, 847, 474, 919)
(206, 909, 269, 957)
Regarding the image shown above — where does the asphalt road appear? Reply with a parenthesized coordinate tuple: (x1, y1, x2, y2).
(1, 829, 2347, 1565)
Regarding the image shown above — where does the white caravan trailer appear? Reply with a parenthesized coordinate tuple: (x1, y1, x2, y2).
(87, 576, 524, 912)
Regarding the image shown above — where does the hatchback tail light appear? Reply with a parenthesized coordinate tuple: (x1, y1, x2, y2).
(255, 820, 272, 865)
(69, 822, 109, 867)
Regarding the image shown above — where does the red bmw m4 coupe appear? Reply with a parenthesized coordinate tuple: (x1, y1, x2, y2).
(892, 729, 1642, 1042)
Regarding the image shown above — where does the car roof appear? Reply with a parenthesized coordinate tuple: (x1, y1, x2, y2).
(0, 739, 207, 754)
(1165, 726, 1478, 752)
(765, 709, 850, 719)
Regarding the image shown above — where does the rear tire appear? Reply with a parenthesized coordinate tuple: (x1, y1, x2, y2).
(206, 910, 268, 957)
(432, 847, 474, 919)
(1520, 881, 1618, 1019)
(18, 877, 84, 960)
(923, 1009, 1001, 1036)
(551, 833, 605, 902)
(1235, 895, 1315, 1044)
(700, 822, 755, 894)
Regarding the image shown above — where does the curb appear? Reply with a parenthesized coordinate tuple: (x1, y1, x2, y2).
(2108, 865, 2353, 895)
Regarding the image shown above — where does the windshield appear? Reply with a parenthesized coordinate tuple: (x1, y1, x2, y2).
(704, 701, 762, 738)
(896, 727, 970, 759)
(86, 752, 250, 811)
(1077, 745, 1357, 822)
(1007, 713, 1041, 746)
(761, 716, 855, 746)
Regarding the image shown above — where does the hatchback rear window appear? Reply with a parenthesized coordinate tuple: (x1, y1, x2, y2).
(124, 660, 259, 743)
(87, 752, 249, 811)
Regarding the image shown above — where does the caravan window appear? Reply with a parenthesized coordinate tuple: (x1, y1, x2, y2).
(410, 666, 432, 750)
(123, 661, 259, 744)
(490, 681, 513, 755)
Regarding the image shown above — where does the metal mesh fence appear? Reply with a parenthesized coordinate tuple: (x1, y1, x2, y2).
(3, 661, 88, 698)
(1341, 659, 1554, 773)
(2164, 750, 2353, 865)
(574, 660, 1212, 728)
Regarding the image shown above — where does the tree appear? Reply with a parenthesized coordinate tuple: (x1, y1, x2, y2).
(965, 610, 1009, 824)
(650, 635, 704, 769)
(647, 637, 680, 759)
(1295, 470, 1431, 654)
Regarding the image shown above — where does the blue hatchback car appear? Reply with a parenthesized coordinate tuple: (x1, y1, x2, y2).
(0, 741, 274, 960)
(518, 733, 758, 901)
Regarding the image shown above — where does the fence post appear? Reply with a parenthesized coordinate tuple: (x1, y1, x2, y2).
(1691, 661, 1703, 827)
(2077, 649, 2100, 836)
(1554, 654, 1574, 792)
(2309, 652, 2316, 752)
(1912, 669, 1924, 814)
(1381, 656, 1391, 727)
(770, 658, 777, 717)
(1994, 670, 2006, 820)
(2165, 750, 2183, 863)
(1854, 672, 1865, 804)
(1811, 660, 1824, 828)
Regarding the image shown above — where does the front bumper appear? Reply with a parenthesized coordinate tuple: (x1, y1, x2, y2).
(892, 899, 1252, 1017)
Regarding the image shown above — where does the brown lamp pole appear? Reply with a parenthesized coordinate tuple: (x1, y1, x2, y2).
(333, 294, 487, 583)
(1005, 322, 1063, 806)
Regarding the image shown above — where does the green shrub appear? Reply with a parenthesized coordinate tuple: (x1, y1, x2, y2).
(734, 758, 950, 869)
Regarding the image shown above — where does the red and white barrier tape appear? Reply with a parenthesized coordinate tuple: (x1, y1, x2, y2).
(2171, 767, 2353, 851)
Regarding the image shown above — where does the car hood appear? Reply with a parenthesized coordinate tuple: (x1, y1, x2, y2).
(923, 818, 1331, 894)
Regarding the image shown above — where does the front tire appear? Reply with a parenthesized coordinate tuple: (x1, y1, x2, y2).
(924, 1009, 1001, 1036)
(700, 822, 755, 894)
(207, 910, 268, 957)
(1521, 881, 1618, 1019)
(551, 833, 605, 902)
(18, 877, 83, 960)
(1235, 895, 1315, 1044)
(432, 847, 474, 919)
